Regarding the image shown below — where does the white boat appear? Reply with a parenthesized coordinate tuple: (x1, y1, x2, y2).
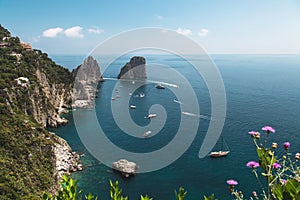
(173, 99, 183, 104)
(146, 114, 157, 119)
(130, 105, 136, 109)
(209, 151, 230, 157)
(155, 84, 165, 89)
(111, 98, 116, 100)
(209, 137, 230, 158)
(134, 93, 145, 98)
(143, 131, 151, 137)
(116, 95, 121, 98)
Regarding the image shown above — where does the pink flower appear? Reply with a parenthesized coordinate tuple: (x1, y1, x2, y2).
(262, 126, 275, 133)
(248, 131, 260, 139)
(226, 179, 238, 186)
(280, 179, 287, 185)
(273, 162, 281, 169)
(283, 142, 290, 150)
(246, 161, 260, 169)
(248, 131, 257, 135)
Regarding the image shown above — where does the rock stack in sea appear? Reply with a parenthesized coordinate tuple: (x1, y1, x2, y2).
(53, 134, 83, 180)
(112, 159, 137, 178)
(117, 56, 146, 79)
(72, 56, 104, 108)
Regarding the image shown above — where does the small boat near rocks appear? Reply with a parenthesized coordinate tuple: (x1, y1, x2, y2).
(155, 84, 165, 89)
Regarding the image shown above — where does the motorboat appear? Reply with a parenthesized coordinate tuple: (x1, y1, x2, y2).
(130, 105, 136, 109)
(155, 84, 165, 89)
(143, 131, 151, 137)
(146, 114, 157, 119)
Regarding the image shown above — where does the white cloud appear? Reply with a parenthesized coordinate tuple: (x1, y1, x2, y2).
(198, 29, 209, 36)
(64, 26, 84, 38)
(176, 28, 192, 36)
(155, 15, 164, 20)
(88, 27, 104, 34)
(42, 27, 63, 38)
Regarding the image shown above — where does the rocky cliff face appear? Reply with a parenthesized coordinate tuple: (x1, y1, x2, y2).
(117, 56, 146, 79)
(0, 24, 79, 198)
(5, 67, 71, 128)
(72, 56, 103, 108)
(52, 133, 82, 180)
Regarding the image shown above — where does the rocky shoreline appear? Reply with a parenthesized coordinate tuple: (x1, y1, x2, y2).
(51, 133, 83, 181)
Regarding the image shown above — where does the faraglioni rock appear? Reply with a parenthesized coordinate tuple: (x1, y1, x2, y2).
(117, 56, 146, 79)
(112, 159, 137, 178)
(72, 56, 104, 108)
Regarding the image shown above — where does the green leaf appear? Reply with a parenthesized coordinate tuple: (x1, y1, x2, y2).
(140, 194, 153, 200)
(175, 187, 187, 200)
(204, 193, 217, 200)
(85, 193, 98, 200)
(273, 184, 283, 200)
(284, 179, 300, 198)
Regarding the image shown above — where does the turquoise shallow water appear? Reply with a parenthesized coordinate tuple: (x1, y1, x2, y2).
(49, 54, 300, 199)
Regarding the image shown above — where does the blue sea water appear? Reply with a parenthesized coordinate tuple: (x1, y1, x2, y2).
(49, 54, 300, 199)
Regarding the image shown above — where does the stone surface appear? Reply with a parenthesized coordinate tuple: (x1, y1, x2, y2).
(5, 68, 72, 128)
(112, 159, 137, 177)
(72, 56, 103, 108)
(52, 134, 82, 180)
(117, 56, 146, 79)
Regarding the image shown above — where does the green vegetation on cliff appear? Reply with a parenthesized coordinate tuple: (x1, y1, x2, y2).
(0, 24, 73, 199)
(0, 24, 72, 117)
(0, 113, 56, 199)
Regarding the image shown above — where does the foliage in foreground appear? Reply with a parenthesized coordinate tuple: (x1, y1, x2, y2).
(43, 175, 190, 200)
(227, 126, 300, 200)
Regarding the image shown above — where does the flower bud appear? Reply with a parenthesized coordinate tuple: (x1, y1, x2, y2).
(272, 143, 277, 149)
(283, 155, 287, 160)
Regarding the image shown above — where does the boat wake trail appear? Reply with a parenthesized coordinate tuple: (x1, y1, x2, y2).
(103, 77, 179, 88)
(181, 111, 211, 120)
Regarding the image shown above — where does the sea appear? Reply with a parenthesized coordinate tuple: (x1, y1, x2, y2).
(48, 54, 300, 199)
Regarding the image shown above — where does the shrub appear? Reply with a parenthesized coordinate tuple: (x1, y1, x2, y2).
(227, 126, 300, 200)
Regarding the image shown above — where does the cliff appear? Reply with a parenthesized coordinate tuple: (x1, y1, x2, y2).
(117, 56, 146, 79)
(0, 24, 79, 199)
(0, 25, 73, 127)
(72, 56, 103, 108)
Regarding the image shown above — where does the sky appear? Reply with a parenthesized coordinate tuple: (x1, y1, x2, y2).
(1, 0, 300, 55)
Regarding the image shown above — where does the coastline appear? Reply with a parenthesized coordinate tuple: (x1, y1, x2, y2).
(52, 132, 83, 185)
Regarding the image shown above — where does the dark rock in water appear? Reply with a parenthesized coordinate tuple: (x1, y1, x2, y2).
(72, 56, 103, 108)
(117, 56, 146, 79)
(112, 159, 137, 178)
